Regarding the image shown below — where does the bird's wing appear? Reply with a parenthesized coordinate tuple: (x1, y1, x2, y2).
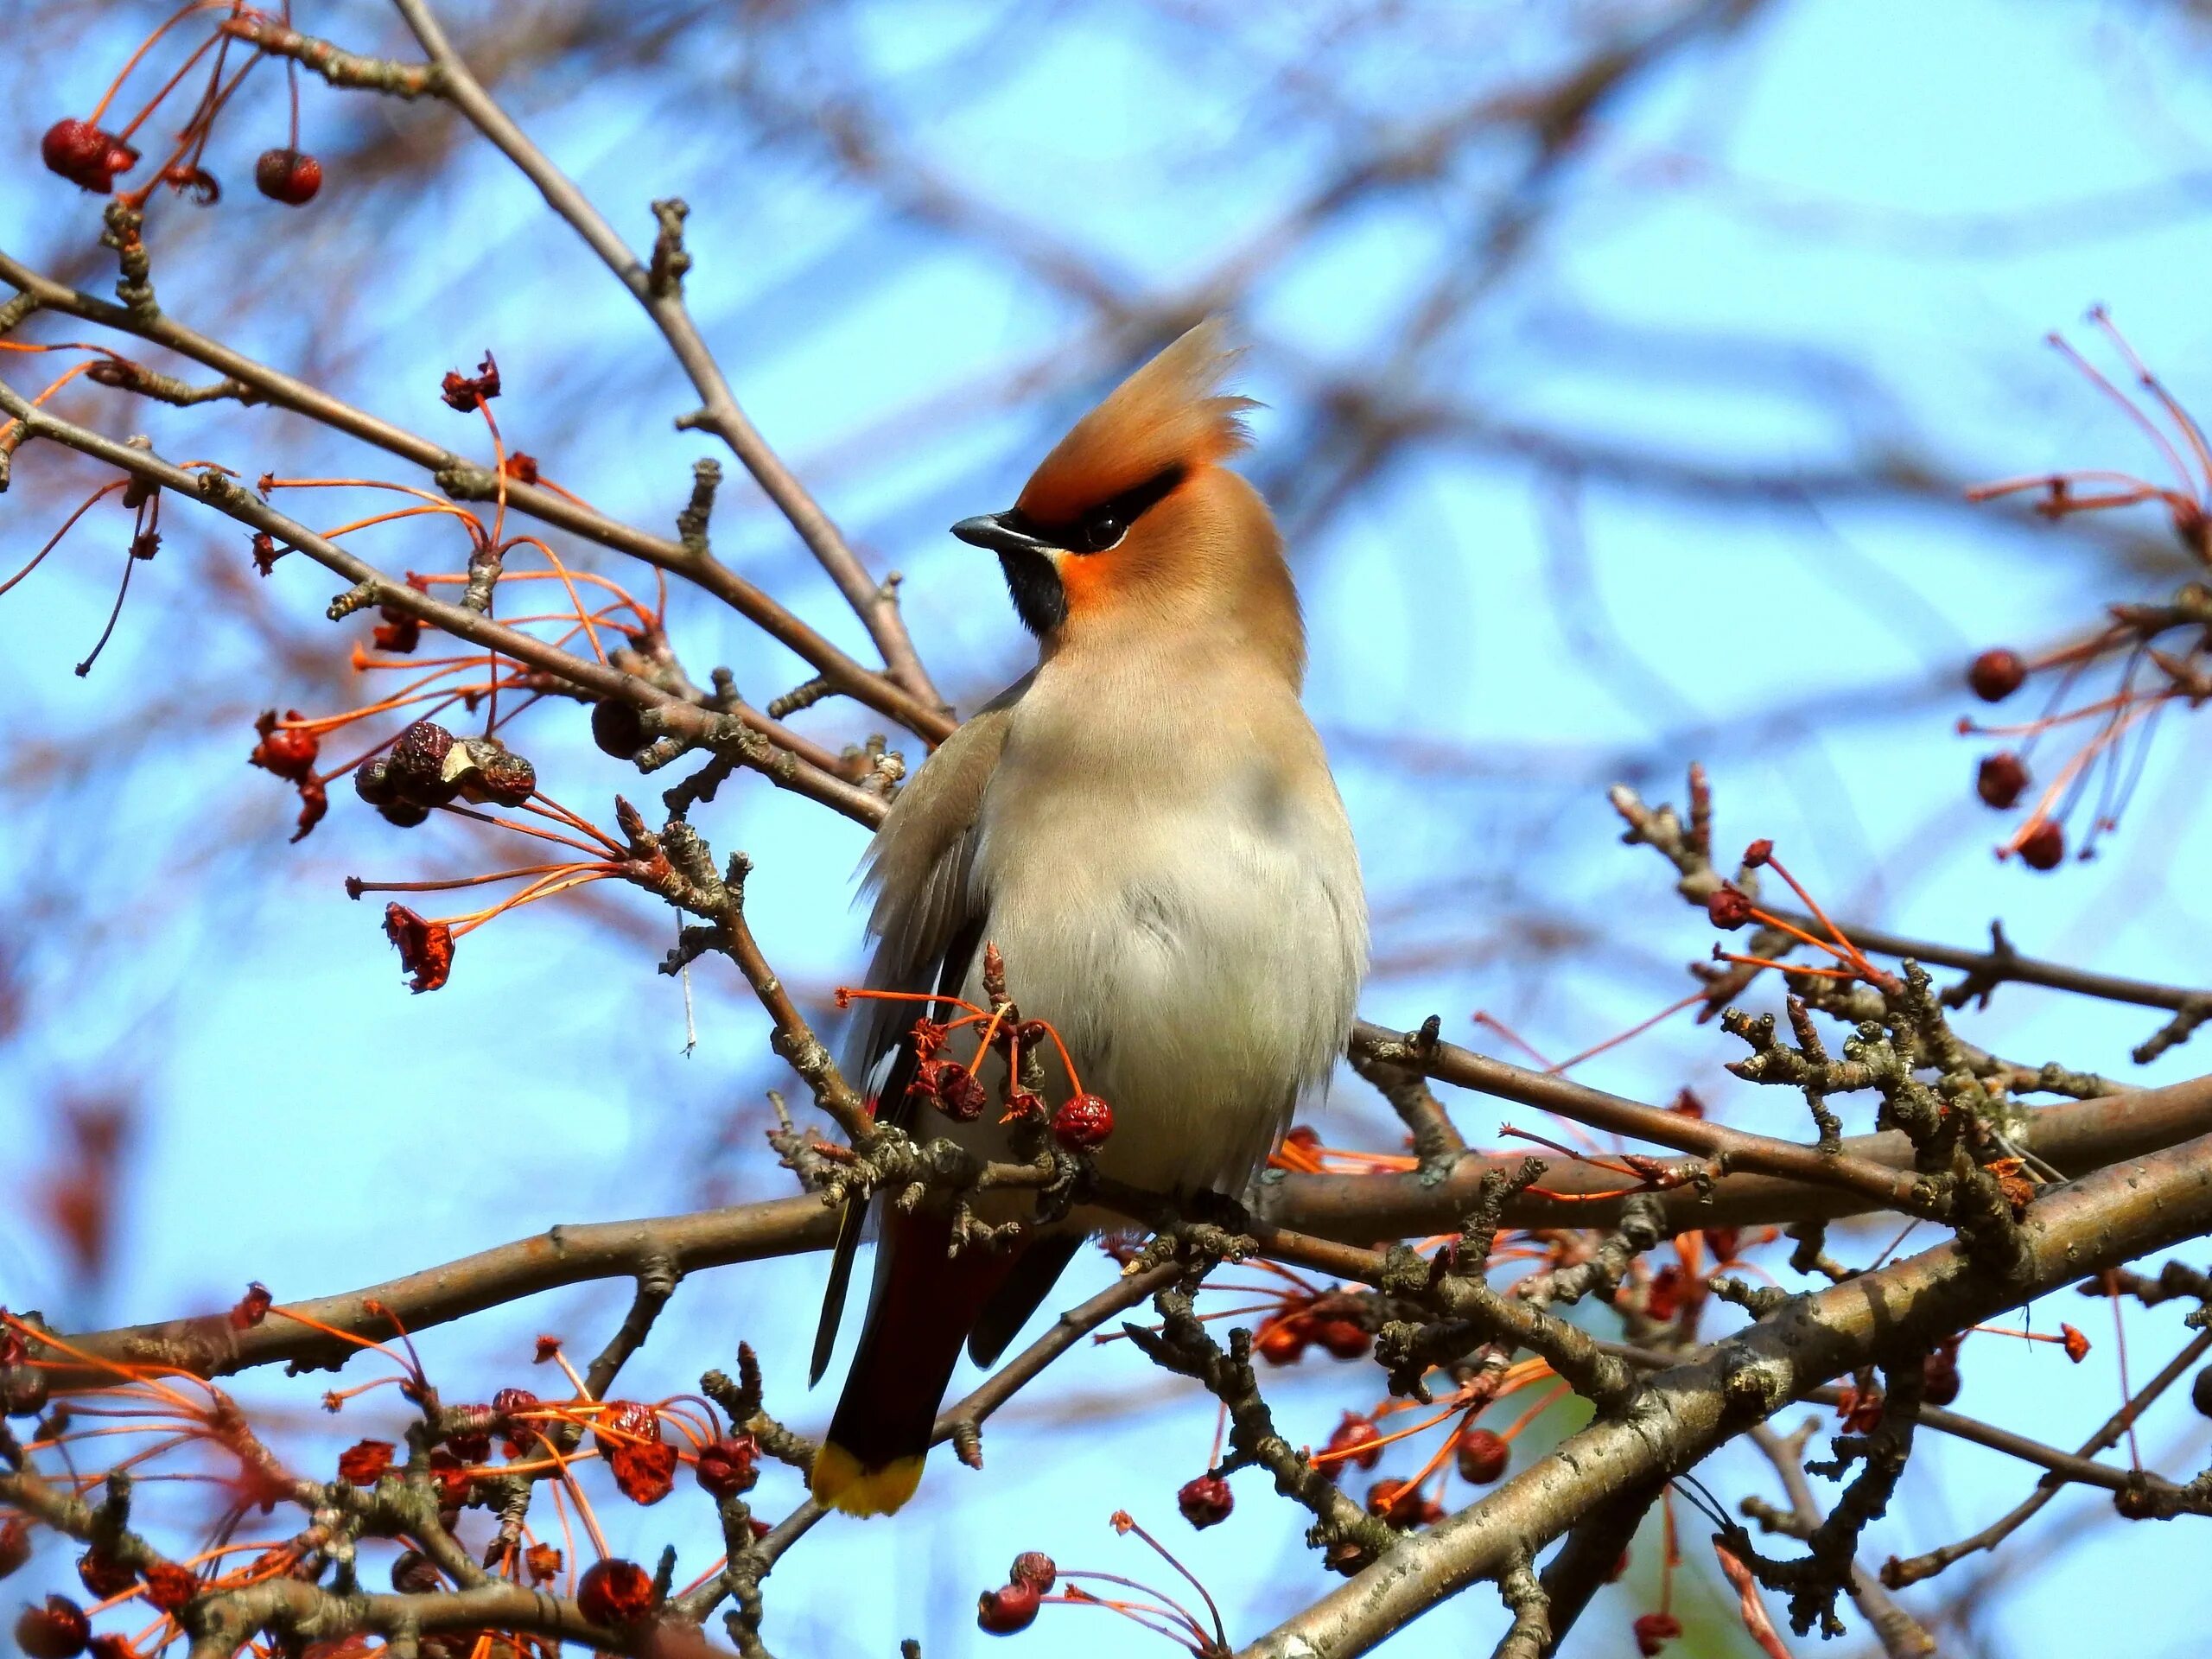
(808, 675, 1029, 1386)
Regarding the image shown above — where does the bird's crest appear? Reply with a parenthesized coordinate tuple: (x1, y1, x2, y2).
(1016, 319, 1258, 524)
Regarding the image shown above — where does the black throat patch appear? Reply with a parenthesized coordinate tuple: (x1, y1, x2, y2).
(998, 548, 1066, 637)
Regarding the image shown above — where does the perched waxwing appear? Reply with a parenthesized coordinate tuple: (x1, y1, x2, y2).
(808, 320, 1368, 1517)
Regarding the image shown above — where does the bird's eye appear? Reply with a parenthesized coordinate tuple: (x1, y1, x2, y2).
(1077, 512, 1124, 553)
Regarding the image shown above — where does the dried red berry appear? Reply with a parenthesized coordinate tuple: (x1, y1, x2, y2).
(1455, 1426, 1510, 1484)
(576, 1558, 654, 1628)
(1702, 1226, 1741, 1263)
(454, 739, 536, 807)
(372, 605, 422, 654)
(524, 1542, 562, 1584)
(427, 1449, 473, 1507)
(695, 1433, 760, 1499)
(16, 1596, 90, 1659)
(2018, 819, 2065, 871)
(1177, 1472, 1233, 1529)
(1365, 1478, 1442, 1528)
(976, 1580, 1040, 1635)
(1052, 1092, 1114, 1152)
(1705, 886, 1753, 929)
(142, 1560, 197, 1613)
(384, 905, 455, 993)
(0, 1516, 30, 1580)
(337, 1439, 394, 1485)
(1313, 1319, 1371, 1360)
(254, 148, 322, 206)
(502, 452, 540, 484)
(76, 1548, 137, 1599)
(250, 711, 320, 783)
(1323, 1413, 1383, 1475)
(1632, 1611, 1682, 1656)
(610, 1438, 678, 1504)
(2060, 1323, 2090, 1363)
(1968, 647, 2026, 702)
(1008, 1551, 1057, 1592)
(229, 1281, 274, 1329)
(1643, 1263, 1686, 1323)
(391, 1551, 442, 1594)
(594, 1400, 662, 1452)
(441, 353, 502, 412)
(1923, 1354, 1961, 1408)
(1254, 1318, 1308, 1365)
(1976, 752, 2028, 810)
(1741, 837, 1773, 867)
(936, 1067, 989, 1122)
(41, 119, 135, 192)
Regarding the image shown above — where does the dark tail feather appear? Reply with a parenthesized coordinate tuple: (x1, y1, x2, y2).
(810, 1208, 1021, 1516)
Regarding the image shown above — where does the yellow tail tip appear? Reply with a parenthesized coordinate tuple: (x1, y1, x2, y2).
(810, 1442, 925, 1516)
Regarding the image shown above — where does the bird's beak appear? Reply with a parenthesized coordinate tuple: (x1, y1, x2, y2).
(951, 512, 1053, 558)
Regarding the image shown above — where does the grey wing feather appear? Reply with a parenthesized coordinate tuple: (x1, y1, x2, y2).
(808, 677, 1028, 1386)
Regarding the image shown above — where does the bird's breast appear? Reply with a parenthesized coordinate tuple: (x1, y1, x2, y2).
(960, 692, 1365, 1197)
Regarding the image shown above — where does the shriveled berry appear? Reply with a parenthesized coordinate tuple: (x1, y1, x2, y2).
(695, 1433, 760, 1498)
(936, 1067, 989, 1122)
(1254, 1318, 1308, 1365)
(2018, 818, 2065, 870)
(387, 720, 459, 807)
(1314, 1319, 1371, 1359)
(1977, 752, 2028, 810)
(41, 120, 135, 192)
(76, 1548, 138, 1599)
(1323, 1413, 1383, 1475)
(1455, 1426, 1510, 1484)
(454, 739, 535, 806)
(337, 1439, 394, 1485)
(1706, 886, 1753, 929)
(1009, 1551, 1056, 1592)
(1177, 1472, 1233, 1529)
(576, 1557, 655, 1627)
(250, 711, 320, 783)
(1632, 1611, 1683, 1656)
(609, 1439, 678, 1504)
(391, 1550, 442, 1594)
(591, 698, 646, 758)
(254, 148, 322, 205)
(0, 1515, 30, 1579)
(976, 1580, 1039, 1635)
(1052, 1092, 1114, 1151)
(1968, 647, 2026, 702)
(16, 1596, 91, 1659)
(142, 1560, 197, 1614)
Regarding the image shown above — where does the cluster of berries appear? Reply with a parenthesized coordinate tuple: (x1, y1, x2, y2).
(355, 719, 537, 827)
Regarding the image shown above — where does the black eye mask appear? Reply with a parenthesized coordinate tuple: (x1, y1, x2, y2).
(950, 463, 1187, 635)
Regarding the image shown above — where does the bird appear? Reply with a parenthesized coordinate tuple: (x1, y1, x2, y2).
(807, 320, 1367, 1517)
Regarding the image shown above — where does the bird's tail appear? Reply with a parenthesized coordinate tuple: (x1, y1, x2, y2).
(810, 1206, 1021, 1516)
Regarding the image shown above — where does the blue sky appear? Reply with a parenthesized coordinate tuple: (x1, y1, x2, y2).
(6, 1, 2212, 1654)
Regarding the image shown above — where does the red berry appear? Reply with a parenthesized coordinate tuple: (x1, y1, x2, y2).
(16, 1597, 90, 1659)
(255, 148, 322, 206)
(0, 1515, 30, 1579)
(1009, 1552, 1057, 1592)
(337, 1439, 395, 1485)
(1323, 1413, 1383, 1475)
(1643, 1262, 1686, 1323)
(246, 709, 319, 781)
(1365, 1478, 1442, 1527)
(575, 1558, 654, 1628)
(1702, 1225, 1741, 1263)
(2017, 818, 2065, 870)
(1177, 1472, 1233, 1529)
(695, 1433, 760, 1498)
(1968, 647, 2027, 702)
(1705, 886, 1753, 929)
(1254, 1318, 1308, 1365)
(1976, 752, 2029, 810)
(41, 119, 135, 192)
(1632, 1611, 1683, 1656)
(1923, 1356, 1961, 1408)
(1052, 1092, 1114, 1151)
(976, 1580, 1040, 1634)
(1455, 1426, 1510, 1484)
(1741, 837, 1773, 867)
